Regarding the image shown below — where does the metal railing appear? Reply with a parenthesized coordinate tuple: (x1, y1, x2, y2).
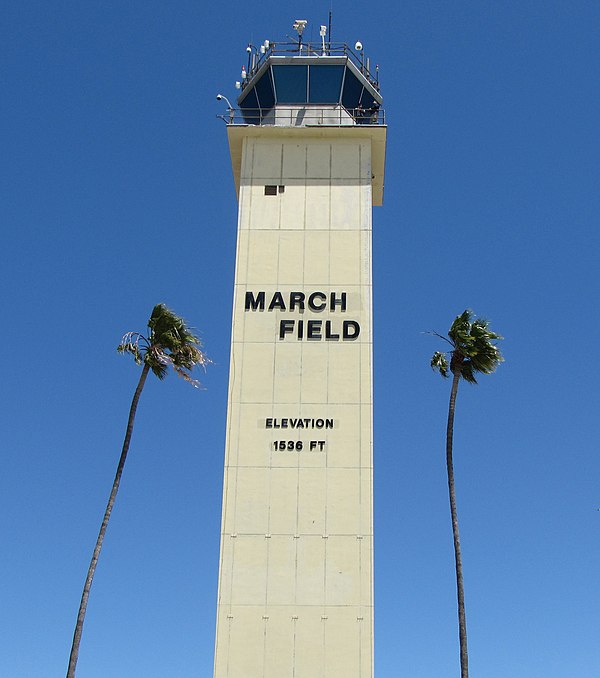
(217, 106, 385, 127)
(243, 41, 380, 91)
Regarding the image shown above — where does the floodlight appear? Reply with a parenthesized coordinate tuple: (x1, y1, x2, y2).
(293, 19, 307, 35)
(216, 94, 234, 109)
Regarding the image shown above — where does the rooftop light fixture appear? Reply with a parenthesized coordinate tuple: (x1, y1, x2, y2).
(320, 25, 327, 54)
(293, 19, 307, 49)
(293, 19, 307, 36)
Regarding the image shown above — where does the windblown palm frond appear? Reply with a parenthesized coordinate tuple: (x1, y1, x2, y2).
(431, 309, 503, 383)
(118, 304, 210, 385)
(430, 351, 449, 377)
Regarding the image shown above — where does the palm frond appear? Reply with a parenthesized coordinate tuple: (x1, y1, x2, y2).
(118, 304, 210, 385)
(117, 332, 145, 365)
(431, 309, 503, 383)
(460, 363, 477, 384)
(431, 351, 450, 378)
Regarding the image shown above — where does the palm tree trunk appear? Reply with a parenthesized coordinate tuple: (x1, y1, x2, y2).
(447, 368, 469, 678)
(67, 363, 150, 678)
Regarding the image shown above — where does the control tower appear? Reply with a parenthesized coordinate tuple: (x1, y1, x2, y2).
(214, 22, 386, 677)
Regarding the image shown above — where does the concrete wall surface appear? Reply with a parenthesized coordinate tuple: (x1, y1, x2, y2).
(214, 134, 374, 678)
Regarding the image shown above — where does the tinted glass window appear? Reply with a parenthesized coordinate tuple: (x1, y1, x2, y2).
(240, 87, 260, 124)
(240, 86, 258, 109)
(309, 65, 344, 103)
(273, 65, 308, 103)
(255, 69, 275, 109)
(341, 69, 365, 111)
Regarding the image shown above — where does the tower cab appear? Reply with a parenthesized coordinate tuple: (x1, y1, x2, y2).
(236, 33, 383, 127)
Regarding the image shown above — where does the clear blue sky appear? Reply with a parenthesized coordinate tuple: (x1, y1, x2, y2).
(2, 2, 599, 676)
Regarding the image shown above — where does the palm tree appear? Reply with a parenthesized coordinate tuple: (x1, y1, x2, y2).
(66, 304, 209, 678)
(430, 310, 503, 678)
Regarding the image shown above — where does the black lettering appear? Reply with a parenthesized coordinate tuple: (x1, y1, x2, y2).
(297, 319, 304, 339)
(245, 291, 265, 311)
(279, 320, 294, 339)
(266, 418, 273, 428)
(269, 292, 286, 311)
(330, 292, 347, 311)
(289, 292, 305, 311)
(308, 291, 327, 311)
(325, 419, 334, 429)
(343, 320, 360, 340)
(325, 320, 340, 340)
(307, 320, 322, 339)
